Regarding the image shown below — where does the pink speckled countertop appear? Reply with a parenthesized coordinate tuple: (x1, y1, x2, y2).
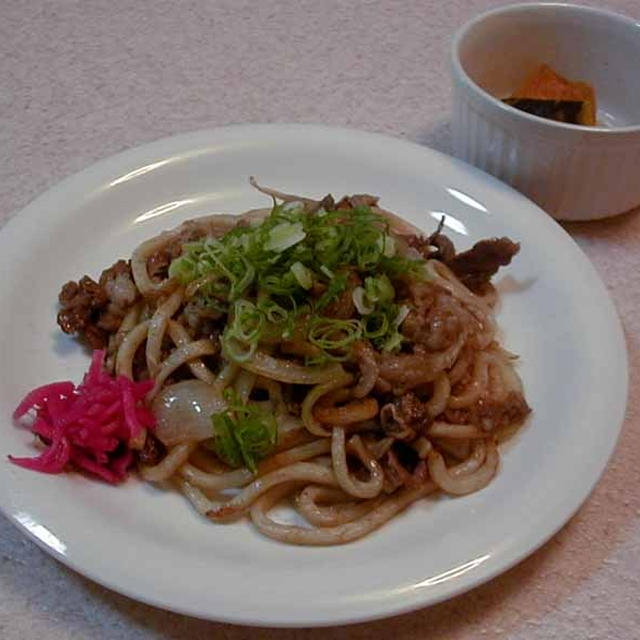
(1, 1, 639, 638)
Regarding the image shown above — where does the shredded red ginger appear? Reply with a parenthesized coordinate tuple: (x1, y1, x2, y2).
(9, 350, 155, 484)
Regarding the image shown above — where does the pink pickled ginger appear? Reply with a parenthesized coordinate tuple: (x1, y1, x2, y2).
(9, 350, 155, 483)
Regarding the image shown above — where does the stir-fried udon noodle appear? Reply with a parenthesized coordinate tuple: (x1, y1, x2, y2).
(43, 180, 531, 545)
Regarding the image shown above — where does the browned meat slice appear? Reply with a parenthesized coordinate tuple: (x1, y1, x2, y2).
(58, 277, 110, 348)
(310, 194, 335, 213)
(444, 391, 531, 431)
(147, 251, 172, 281)
(407, 233, 456, 263)
(428, 233, 456, 263)
(137, 432, 167, 466)
(380, 404, 415, 441)
(376, 341, 461, 394)
(406, 217, 456, 263)
(147, 224, 207, 281)
(403, 282, 473, 351)
(322, 271, 361, 319)
(448, 238, 520, 293)
(397, 392, 430, 427)
(382, 445, 428, 491)
(57, 260, 139, 348)
(382, 449, 413, 491)
(99, 260, 138, 306)
(380, 392, 429, 440)
(405, 216, 519, 293)
(335, 194, 379, 210)
(181, 298, 224, 340)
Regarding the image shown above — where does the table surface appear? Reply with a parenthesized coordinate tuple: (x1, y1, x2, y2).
(2, 1, 639, 638)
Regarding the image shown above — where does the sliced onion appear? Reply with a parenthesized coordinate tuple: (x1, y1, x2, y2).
(151, 380, 226, 447)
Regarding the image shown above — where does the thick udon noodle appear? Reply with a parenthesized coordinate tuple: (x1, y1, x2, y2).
(115, 205, 527, 546)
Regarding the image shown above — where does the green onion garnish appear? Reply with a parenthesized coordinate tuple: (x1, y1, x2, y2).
(264, 221, 306, 253)
(290, 261, 313, 290)
(210, 389, 277, 473)
(170, 199, 426, 361)
(308, 318, 363, 360)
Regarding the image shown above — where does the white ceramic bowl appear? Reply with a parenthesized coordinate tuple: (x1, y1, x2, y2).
(451, 3, 640, 221)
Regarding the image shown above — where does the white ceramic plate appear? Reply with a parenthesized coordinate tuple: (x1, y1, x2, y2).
(0, 124, 627, 627)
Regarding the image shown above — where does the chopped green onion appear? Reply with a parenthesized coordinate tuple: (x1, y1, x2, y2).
(364, 274, 395, 304)
(168, 255, 196, 282)
(382, 330, 404, 352)
(377, 234, 396, 258)
(308, 317, 362, 360)
(222, 334, 257, 362)
(229, 300, 263, 343)
(264, 221, 306, 253)
(257, 298, 289, 324)
(169, 238, 255, 300)
(168, 198, 427, 363)
(362, 311, 389, 339)
(259, 272, 300, 296)
(352, 275, 395, 316)
(222, 300, 265, 361)
(320, 265, 334, 279)
(352, 286, 374, 315)
(211, 389, 277, 473)
(210, 414, 244, 468)
(377, 304, 409, 352)
(290, 261, 313, 290)
(360, 303, 407, 352)
(379, 255, 424, 278)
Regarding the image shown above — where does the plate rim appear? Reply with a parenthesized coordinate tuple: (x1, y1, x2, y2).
(0, 123, 629, 627)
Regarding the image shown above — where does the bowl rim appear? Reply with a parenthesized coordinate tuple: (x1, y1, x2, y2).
(451, 2, 640, 135)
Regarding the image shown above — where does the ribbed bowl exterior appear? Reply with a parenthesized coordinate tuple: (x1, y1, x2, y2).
(452, 84, 640, 221)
